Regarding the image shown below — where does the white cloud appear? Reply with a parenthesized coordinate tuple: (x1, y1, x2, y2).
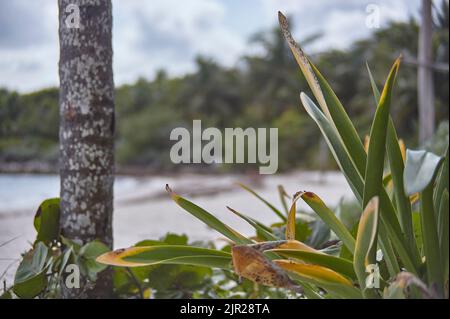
(0, 0, 421, 92)
(112, 0, 245, 85)
(262, 0, 420, 51)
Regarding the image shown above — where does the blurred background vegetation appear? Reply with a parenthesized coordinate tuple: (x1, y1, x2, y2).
(0, 3, 448, 173)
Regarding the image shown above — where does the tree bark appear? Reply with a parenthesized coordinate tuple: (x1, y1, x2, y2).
(58, 0, 115, 298)
(418, 0, 435, 144)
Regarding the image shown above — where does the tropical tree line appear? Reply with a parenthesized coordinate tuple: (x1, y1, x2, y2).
(0, 4, 448, 172)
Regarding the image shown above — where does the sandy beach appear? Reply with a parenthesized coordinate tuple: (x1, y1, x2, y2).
(0, 171, 354, 285)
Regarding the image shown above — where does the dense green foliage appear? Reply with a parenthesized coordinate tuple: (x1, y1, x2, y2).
(1, 11, 448, 171)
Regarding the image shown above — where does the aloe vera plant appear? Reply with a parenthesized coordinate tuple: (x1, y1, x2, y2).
(97, 12, 449, 299)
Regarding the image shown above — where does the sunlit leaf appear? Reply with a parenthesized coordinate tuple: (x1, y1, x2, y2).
(269, 249, 356, 280)
(274, 260, 353, 287)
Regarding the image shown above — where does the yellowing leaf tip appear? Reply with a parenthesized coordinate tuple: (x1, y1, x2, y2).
(165, 184, 180, 201)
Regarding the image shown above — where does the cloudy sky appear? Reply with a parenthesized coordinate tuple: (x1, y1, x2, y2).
(0, 0, 422, 92)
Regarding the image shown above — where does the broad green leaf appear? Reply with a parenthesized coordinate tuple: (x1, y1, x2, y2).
(237, 183, 286, 221)
(97, 245, 232, 270)
(79, 240, 110, 279)
(13, 242, 48, 298)
(269, 249, 356, 280)
(226, 206, 278, 241)
(166, 185, 250, 245)
(404, 150, 443, 196)
(33, 198, 60, 244)
(299, 191, 355, 253)
(437, 190, 449, 282)
(354, 197, 379, 298)
(80, 240, 110, 259)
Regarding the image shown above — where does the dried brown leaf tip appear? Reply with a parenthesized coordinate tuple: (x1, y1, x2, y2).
(231, 243, 303, 294)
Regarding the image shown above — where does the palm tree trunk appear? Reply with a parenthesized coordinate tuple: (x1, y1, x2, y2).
(418, 0, 435, 144)
(58, 0, 115, 298)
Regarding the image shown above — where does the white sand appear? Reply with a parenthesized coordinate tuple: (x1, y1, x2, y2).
(0, 171, 354, 286)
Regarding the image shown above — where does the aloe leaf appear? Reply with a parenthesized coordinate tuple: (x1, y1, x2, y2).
(367, 62, 419, 262)
(275, 259, 353, 286)
(362, 59, 400, 266)
(300, 93, 418, 274)
(300, 93, 364, 202)
(299, 191, 355, 252)
(166, 185, 251, 245)
(354, 197, 380, 298)
(363, 58, 399, 208)
(276, 260, 362, 299)
(237, 183, 286, 221)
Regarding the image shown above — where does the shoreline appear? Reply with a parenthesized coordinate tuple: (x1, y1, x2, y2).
(0, 170, 354, 286)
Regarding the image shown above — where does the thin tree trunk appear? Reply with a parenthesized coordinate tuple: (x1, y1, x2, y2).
(418, 0, 435, 144)
(58, 0, 115, 298)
